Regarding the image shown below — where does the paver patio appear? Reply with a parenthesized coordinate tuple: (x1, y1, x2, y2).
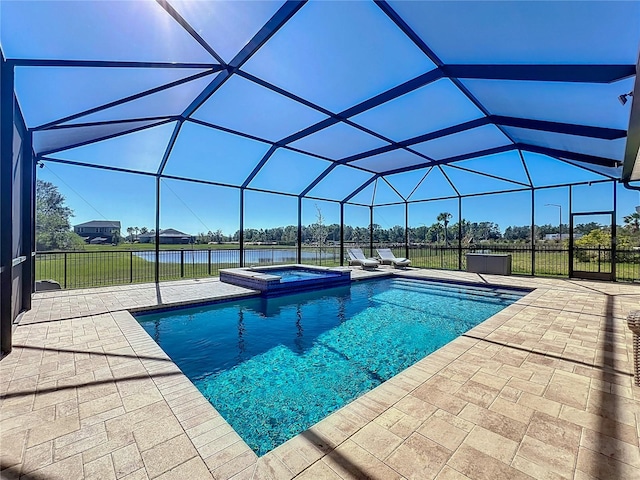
(1, 269, 639, 479)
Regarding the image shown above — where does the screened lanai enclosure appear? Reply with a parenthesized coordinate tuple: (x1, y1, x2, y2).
(1, 1, 640, 354)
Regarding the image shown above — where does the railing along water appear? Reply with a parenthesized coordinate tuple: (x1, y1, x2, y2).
(35, 245, 640, 289)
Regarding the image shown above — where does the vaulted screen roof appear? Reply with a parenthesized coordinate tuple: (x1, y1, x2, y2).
(2, 0, 639, 205)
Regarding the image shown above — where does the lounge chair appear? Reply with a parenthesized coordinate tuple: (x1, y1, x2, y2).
(376, 248, 411, 269)
(347, 248, 380, 269)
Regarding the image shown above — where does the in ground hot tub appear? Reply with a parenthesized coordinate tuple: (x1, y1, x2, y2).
(220, 264, 351, 296)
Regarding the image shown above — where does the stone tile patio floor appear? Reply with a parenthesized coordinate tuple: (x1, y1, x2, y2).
(1, 269, 639, 479)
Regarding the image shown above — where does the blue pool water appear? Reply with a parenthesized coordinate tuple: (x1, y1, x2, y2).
(136, 278, 526, 455)
(252, 267, 341, 282)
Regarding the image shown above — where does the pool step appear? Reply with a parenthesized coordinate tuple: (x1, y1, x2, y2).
(390, 278, 525, 303)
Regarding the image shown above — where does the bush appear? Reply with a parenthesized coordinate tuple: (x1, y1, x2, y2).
(574, 230, 611, 262)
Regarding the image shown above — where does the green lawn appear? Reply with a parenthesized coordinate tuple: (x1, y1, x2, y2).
(406, 248, 639, 281)
(36, 251, 242, 288)
(36, 245, 640, 289)
(36, 247, 337, 288)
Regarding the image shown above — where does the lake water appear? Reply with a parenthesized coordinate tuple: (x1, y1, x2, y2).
(133, 248, 337, 265)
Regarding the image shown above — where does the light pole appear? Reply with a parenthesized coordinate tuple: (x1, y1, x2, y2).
(545, 204, 562, 241)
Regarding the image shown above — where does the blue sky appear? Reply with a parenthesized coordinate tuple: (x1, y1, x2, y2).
(4, 1, 640, 236)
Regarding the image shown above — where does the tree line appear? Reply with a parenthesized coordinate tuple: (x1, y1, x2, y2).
(118, 219, 640, 247)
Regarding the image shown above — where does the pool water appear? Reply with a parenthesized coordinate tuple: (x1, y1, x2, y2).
(253, 267, 341, 282)
(136, 278, 526, 455)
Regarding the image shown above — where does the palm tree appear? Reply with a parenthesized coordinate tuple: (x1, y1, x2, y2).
(623, 212, 640, 232)
(126, 227, 134, 242)
(437, 212, 452, 245)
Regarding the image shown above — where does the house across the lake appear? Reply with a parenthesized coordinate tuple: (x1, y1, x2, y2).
(543, 233, 583, 241)
(74, 220, 121, 244)
(138, 228, 195, 244)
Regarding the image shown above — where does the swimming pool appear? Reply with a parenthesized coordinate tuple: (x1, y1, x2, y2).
(136, 277, 527, 455)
